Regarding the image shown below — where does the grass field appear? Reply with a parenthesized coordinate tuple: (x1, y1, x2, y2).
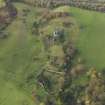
(0, 3, 79, 104)
(0, 2, 46, 105)
(1, 2, 105, 105)
(69, 7, 105, 70)
(0, 0, 5, 8)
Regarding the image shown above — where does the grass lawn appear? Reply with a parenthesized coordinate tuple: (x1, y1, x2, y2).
(0, 80, 35, 105)
(70, 7, 105, 70)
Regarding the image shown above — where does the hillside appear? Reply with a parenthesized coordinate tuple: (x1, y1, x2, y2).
(1, 1, 105, 105)
(0, 2, 79, 105)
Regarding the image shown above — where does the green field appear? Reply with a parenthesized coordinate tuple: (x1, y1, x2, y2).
(1, 1, 105, 105)
(0, 3, 78, 105)
(70, 7, 105, 70)
(0, 3, 45, 105)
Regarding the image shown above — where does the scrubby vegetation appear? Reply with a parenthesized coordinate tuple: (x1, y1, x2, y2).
(0, 0, 105, 105)
(0, 0, 17, 39)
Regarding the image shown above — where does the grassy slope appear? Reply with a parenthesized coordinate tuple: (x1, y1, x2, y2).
(0, 4, 79, 105)
(1, 2, 105, 104)
(70, 7, 105, 70)
(0, 3, 46, 105)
